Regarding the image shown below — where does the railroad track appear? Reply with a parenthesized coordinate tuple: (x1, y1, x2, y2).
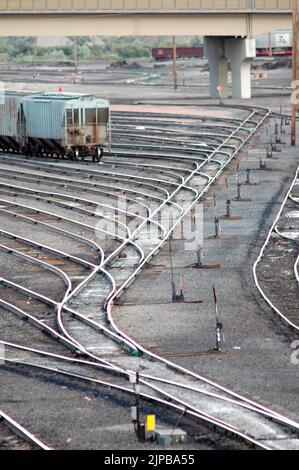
(1, 105, 299, 450)
(254, 165, 299, 331)
(0, 409, 50, 450)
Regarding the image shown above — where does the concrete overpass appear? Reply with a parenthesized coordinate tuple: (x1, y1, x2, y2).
(0, 1, 294, 99)
(0, 1, 292, 37)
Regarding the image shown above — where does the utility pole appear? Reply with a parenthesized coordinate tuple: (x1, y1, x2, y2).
(33, 37, 38, 80)
(268, 32, 272, 57)
(291, 0, 299, 146)
(73, 36, 78, 73)
(172, 36, 177, 90)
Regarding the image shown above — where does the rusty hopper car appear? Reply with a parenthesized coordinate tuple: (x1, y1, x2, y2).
(0, 92, 111, 160)
(23, 92, 111, 160)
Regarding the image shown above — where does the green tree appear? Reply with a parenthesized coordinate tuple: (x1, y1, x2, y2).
(7, 37, 36, 58)
(47, 49, 67, 61)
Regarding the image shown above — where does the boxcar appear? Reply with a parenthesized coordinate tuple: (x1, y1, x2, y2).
(152, 47, 204, 61)
(255, 30, 292, 56)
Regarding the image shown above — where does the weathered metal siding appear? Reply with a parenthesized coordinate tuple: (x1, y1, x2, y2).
(23, 99, 65, 140)
(0, 95, 21, 137)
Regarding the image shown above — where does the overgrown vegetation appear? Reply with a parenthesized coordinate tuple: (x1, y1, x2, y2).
(0, 36, 203, 63)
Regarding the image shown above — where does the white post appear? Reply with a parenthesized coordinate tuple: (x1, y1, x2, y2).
(225, 38, 256, 99)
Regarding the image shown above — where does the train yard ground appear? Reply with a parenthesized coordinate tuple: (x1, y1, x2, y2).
(0, 56, 298, 451)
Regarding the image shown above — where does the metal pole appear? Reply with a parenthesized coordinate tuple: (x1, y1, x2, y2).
(197, 243, 203, 266)
(237, 182, 241, 199)
(291, 0, 298, 146)
(172, 36, 177, 91)
(73, 36, 78, 73)
(214, 217, 220, 238)
(246, 168, 251, 184)
(213, 286, 221, 351)
(268, 31, 272, 57)
(168, 238, 176, 301)
(135, 371, 140, 433)
(226, 199, 231, 218)
(33, 37, 37, 79)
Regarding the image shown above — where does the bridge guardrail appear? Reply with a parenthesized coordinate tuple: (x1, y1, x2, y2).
(0, 0, 293, 13)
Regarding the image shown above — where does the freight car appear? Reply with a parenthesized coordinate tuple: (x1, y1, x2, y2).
(152, 47, 204, 61)
(255, 30, 292, 56)
(152, 31, 293, 60)
(0, 92, 111, 160)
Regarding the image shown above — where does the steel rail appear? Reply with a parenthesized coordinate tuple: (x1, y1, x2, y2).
(107, 108, 268, 320)
(253, 165, 299, 332)
(102, 108, 294, 428)
(3, 104, 292, 449)
(0, 339, 275, 450)
(0, 228, 95, 269)
(55, 145, 226, 358)
(0, 185, 133, 240)
(55, 108, 261, 346)
(0, 274, 139, 357)
(112, 115, 246, 132)
(0, 153, 188, 185)
(57, 107, 292, 431)
(0, 244, 72, 299)
(0, 340, 119, 374)
(112, 130, 228, 146)
(113, 126, 246, 143)
(0, 409, 51, 450)
(0, 167, 182, 216)
(109, 141, 233, 158)
(0, 319, 291, 426)
(1, 318, 298, 439)
(0, 156, 190, 193)
(274, 220, 299, 286)
(139, 374, 298, 423)
(0, 178, 157, 229)
(114, 117, 248, 134)
(0, 355, 271, 450)
(57, 164, 212, 344)
(0, 151, 218, 183)
(112, 111, 249, 125)
(0, 206, 103, 264)
(0, 166, 171, 202)
(0, 298, 81, 353)
(4, 155, 186, 185)
(0, 197, 144, 263)
(0, 166, 195, 210)
(106, 148, 231, 167)
(112, 124, 222, 143)
(4, 237, 286, 428)
(0, 186, 168, 247)
(0, 154, 157, 218)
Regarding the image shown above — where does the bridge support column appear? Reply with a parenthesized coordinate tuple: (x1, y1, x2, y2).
(204, 37, 228, 99)
(225, 38, 256, 99)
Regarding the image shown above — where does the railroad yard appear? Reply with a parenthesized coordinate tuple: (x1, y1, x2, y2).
(0, 56, 298, 451)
